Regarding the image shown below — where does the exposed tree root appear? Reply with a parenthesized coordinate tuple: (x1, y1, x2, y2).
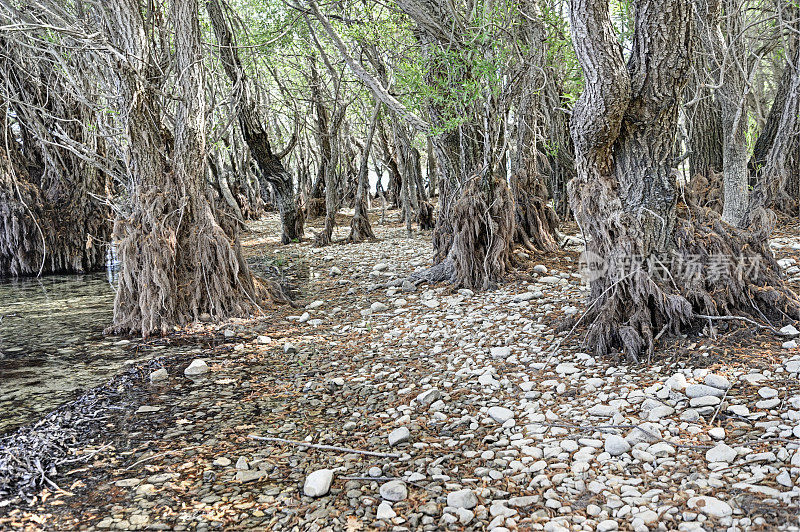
(411, 176, 514, 290)
(408, 257, 455, 286)
(514, 186, 559, 253)
(686, 171, 724, 213)
(215, 206, 294, 306)
(313, 220, 334, 247)
(560, 0, 795, 362)
(509, 154, 560, 253)
(0, 30, 112, 277)
(0, 154, 110, 277)
(306, 197, 326, 219)
(768, 181, 799, 218)
(581, 204, 800, 361)
(347, 201, 376, 243)
(110, 191, 269, 336)
(449, 177, 515, 290)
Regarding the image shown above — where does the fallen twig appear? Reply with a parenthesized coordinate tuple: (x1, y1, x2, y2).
(62, 443, 113, 464)
(693, 314, 782, 334)
(708, 387, 729, 426)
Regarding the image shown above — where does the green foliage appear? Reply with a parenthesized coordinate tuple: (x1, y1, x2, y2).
(540, 0, 583, 104)
(610, 0, 635, 50)
(391, 0, 522, 135)
(199, 0, 585, 151)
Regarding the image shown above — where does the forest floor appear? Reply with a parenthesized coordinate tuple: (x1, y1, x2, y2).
(2, 209, 800, 531)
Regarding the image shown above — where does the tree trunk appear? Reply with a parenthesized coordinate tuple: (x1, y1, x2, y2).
(429, 127, 481, 266)
(569, 0, 677, 269)
(106, 0, 261, 336)
(751, 7, 799, 215)
(0, 115, 109, 279)
(308, 175, 327, 218)
(758, 44, 800, 214)
(426, 138, 437, 197)
(409, 145, 435, 229)
(570, 0, 799, 361)
(752, 61, 793, 170)
(316, 139, 338, 246)
(571, 0, 690, 359)
(685, 9, 724, 182)
(521, 0, 575, 221)
(695, 0, 750, 227)
(367, 41, 430, 232)
(543, 100, 576, 221)
(411, 148, 427, 202)
(420, 122, 514, 291)
(209, 152, 245, 222)
(307, 86, 327, 220)
(311, 68, 348, 246)
(348, 102, 380, 243)
(392, 121, 415, 234)
(685, 69, 724, 179)
(307, 54, 338, 245)
(206, 0, 303, 244)
(377, 119, 402, 207)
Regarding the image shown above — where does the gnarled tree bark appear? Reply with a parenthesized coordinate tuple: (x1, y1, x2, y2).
(206, 0, 303, 244)
(685, 65, 724, 179)
(758, 44, 800, 214)
(751, 5, 799, 215)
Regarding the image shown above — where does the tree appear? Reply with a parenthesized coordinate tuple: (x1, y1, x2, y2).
(759, 43, 799, 213)
(308, 0, 557, 290)
(304, 40, 351, 247)
(0, 4, 112, 277)
(568, 0, 799, 360)
(510, 0, 564, 252)
(752, 2, 799, 214)
(694, 0, 752, 227)
(206, 0, 304, 244)
(104, 0, 262, 336)
(685, 50, 724, 180)
(347, 101, 380, 243)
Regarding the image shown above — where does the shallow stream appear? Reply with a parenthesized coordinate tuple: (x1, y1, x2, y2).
(0, 274, 151, 434)
(0, 251, 310, 435)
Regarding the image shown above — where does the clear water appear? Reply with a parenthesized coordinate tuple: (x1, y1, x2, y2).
(0, 274, 149, 434)
(0, 250, 309, 435)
